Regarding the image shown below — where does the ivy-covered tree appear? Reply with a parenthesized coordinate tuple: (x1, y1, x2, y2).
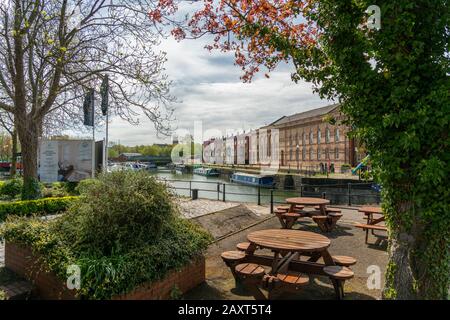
(151, 0, 450, 299)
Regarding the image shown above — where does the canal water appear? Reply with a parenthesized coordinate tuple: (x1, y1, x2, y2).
(152, 170, 380, 206)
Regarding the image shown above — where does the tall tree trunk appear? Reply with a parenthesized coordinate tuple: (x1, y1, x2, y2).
(10, 128, 18, 177)
(17, 118, 40, 200)
(383, 196, 448, 299)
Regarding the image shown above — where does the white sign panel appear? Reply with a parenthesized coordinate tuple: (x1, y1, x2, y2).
(39, 141, 59, 183)
(39, 139, 94, 183)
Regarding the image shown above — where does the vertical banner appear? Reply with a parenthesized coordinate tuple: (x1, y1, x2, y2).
(83, 89, 95, 126)
(100, 75, 109, 116)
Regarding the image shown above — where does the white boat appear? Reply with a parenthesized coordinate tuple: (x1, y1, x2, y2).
(193, 167, 220, 177)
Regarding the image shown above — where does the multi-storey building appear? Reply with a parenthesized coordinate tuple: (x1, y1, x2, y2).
(202, 104, 360, 173)
(274, 104, 357, 173)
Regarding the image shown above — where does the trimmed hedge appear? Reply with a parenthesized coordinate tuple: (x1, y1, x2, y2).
(0, 196, 79, 222)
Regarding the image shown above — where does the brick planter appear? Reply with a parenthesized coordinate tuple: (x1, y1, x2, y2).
(5, 242, 205, 300)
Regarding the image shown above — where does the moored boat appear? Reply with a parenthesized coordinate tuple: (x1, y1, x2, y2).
(193, 167, 220, 177)
(230, 172, 275, 187)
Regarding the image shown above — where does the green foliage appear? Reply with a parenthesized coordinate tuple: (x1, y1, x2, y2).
(21, 177, 42, 200)
(74, 179, 100, 195)
(0, 290, 6, 300)
(300, 0, 450, 299)
(108, 144, 174, 158)
(0, 196, 78, 222)
(0, 178, 23, 199)
(1, 171, 212, 299)
(237, 0, 449, 299)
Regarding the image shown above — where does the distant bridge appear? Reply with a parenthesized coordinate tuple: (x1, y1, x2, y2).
(122, 155, 172, 166)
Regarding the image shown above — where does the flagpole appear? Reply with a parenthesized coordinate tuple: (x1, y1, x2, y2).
(105, 109, 109, 172)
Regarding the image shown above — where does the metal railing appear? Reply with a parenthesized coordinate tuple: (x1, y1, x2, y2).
(156, 178, 381, 211)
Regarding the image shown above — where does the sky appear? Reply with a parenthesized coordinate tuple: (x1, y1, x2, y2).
(92, 3, 331, 147)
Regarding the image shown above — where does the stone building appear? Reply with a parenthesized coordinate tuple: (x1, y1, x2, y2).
(273, 104, 357, 173)
(202, 104, 360, 173)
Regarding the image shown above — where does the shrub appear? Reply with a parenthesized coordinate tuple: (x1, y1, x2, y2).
(0, 196, 79, 222)
(1, 178, 23, 199)
(74, 179, 100, 195)
(1, 171, 212, 299)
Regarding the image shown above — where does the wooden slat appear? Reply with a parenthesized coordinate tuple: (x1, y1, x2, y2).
(286, 197, 330, 206)
(354, 223, 387, 231)
(323, 266, 354, 280)
(247, 229, 331, 252)
(358, 206, 383, 214)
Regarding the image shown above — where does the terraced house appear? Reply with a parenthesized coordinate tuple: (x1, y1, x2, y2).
(203, 104, 361, 173)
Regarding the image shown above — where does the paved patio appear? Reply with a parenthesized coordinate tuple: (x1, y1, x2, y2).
(0, 201, 389, 300)
(185, 205, 389, 300)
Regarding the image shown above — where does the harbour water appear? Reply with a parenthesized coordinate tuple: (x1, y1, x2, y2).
(152, 170, 380, 206)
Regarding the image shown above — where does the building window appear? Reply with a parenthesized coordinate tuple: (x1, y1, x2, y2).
(289, 135, 292, 147)
(335, 147, 340, 159)
(302, 133, 305, 146)
(317, 148, 321, 160)
(309, 148, 313, 160)
(296, 148, 299, 161)
(290, 149, 293, 161)
(326, 128, 330, 143)
(317, 129, 321, 144)
(335, 128, 340, 142)
(309, 132, 314, 144)
(325, 148, 329, 160)
(302, 147, 306, 160)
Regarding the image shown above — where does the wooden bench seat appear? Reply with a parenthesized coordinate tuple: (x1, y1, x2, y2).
(221, 251, 245, 263)
(323, 266, 354, 280)
(277, 272, 309, 290)
(312, 216, 329, 232)
(281, 212, 303, 218)
(235, 263, 266, 278)
(236, 242, 251, 252)
(314, 206, 342, 214)
(354, 223, 387, 231)
(276, 206, 290, 212)
(235, 263, 267, 300)
(332, 255, 357, 267)
(323, 266, 354, 300)
(281, 212, 303, 229)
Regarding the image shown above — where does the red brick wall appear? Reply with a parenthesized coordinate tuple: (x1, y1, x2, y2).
(5, 242, 205, 300)
(5, 243, 77, 299)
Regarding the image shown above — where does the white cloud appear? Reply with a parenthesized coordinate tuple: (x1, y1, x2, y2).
(95, 33, 330, 146)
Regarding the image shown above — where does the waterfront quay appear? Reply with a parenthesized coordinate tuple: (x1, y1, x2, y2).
(155, 170, 380, 207)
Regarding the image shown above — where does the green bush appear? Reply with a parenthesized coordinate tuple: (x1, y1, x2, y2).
(1, 171, 212, 299)
(74, 179, 100, 195)
(0, 196, 79, 222)
(1, 178, 23, 199)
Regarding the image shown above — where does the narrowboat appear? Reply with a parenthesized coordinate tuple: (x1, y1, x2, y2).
(193, 167, 220, 177)
(230, 172, 275, 188)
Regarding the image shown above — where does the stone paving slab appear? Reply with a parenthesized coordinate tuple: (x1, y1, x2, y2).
(176, 199, 242, 219)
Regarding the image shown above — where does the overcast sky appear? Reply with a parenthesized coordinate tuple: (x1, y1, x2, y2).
(98, 32, 330, 146)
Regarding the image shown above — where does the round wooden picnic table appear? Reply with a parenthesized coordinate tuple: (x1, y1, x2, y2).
(247, 229, 331, 253)
(358, 206, 383, 215)
(285, 197, 330, 216)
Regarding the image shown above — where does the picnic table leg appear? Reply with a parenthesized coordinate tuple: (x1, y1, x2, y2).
(321, 250, 345, 299)
(245, 243, 258, 255)
(278, 216, 287, 229)
(289, 204, 296, 213)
